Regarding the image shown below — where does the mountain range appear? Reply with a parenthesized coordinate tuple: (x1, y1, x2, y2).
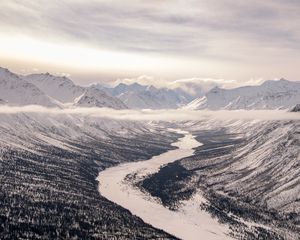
(0, 67, 299, 110)
(0, 67, 58, 107)
(94, 83, 193, 109)
(1, 66, 299, 239)
(0, 67, 127, 109)
(186, 78, 300, 110)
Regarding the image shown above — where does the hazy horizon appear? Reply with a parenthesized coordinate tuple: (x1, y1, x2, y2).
(1, 0, 300, 87)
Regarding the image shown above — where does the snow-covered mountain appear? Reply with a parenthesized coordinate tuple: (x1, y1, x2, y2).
(5, 66, 300, 111)
(74, 86, 127, 109)
(0, 67, 58, 107)
(0, 99, 7, 105)
(24, 72, 127, 109)
(24, 73, 85, 103)
(186, 79, 300, 110)
(291, 104, 300, 112)
(95, 83, 192, 109)
(0, 67, 128, 109)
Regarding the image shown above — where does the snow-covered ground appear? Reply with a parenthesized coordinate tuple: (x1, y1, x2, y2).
(97, 130, 232, 240)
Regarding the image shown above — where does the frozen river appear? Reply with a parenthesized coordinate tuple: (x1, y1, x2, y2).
(97, 129, 232, 240)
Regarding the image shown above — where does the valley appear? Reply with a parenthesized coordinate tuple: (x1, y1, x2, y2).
(139, 120, 300, 239)
(98, 129, 232, 240)
(1, 0, 300, 238)
(0, 67, 299, 239)
(0, 113, 180, 239)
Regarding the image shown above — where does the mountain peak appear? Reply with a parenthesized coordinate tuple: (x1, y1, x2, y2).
(115, 83, 127, 87)
(75, 86, 127, 109)
(0, 98, 7, 104)
(290, 104, 300, 112)
(210, 86, 221, 93)
(130, 82, 142, 87)
(0, 67, 9, 72)
(0, 67, 19, 78)
(187, 79, 300, 110)
(25, 73, 82, 103)
(262, 78, 292, 86)
(146, 85, 157, 91)
(0, 68, 58, 107)
(27, 72, 72, 83)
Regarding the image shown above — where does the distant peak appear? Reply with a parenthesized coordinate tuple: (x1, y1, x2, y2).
(0, 67, 11, 73)
(146, 85, 157, 91)
(130, 82, 142, 87)
(28, 72, 53, 77)
(290, 104, 300, 112)
(262, 78, 291, 86)
(210, 86, 221, 92)
(30, 72, 71, 80)
(0, 67, 20, 79)
(117, 83, 127, 87)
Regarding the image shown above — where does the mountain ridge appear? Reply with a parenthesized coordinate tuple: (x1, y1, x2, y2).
(94, 82, 193, 109)
(0, 67, 58, 107)
(0, 67, 127, 109)
(185, 78, 300, 110)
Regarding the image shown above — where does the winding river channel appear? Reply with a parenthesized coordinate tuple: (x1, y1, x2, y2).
(97, 129, 232, 240)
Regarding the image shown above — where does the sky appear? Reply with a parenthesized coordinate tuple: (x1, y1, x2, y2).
(1, 0, 300, 87)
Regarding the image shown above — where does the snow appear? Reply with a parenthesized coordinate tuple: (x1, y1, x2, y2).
(0, 67, 129, 109)
(95, 82, 192, 109)
(24, 73, 85, 103)
(0, 67, 58, 107)
(74, 86, 127, 109)
(185, 79, 300, 110)
(290, 104, 300, 112)
(97, 129, 232, 240)
(24, 73, 127, 109)
(0, 99, 7, 105)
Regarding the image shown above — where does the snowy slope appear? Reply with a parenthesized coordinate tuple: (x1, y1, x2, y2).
(74, 86, 127, 109)
(24, 73, 85, 103)
(291, 104, 300, 112)
(0, 67, 58, 107)
(0, 99, 7, 105)
(177, 119, 300, 239)
(96, 83, 192, 109)
(186, 79, 300, 110)
(24, 72, 127, 109)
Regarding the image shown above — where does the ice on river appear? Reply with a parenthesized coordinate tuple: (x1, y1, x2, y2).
(97, 129, 232, 240)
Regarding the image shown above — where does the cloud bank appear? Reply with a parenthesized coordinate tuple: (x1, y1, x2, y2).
(0, 106, 299, 122)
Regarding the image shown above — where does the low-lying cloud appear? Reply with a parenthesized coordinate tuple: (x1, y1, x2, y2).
(0, 106, 299, 121)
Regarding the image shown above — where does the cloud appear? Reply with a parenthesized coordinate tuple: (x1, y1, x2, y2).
(168, 78, 237, 96)
(0, 106, 299, 122)
(1, 1, 300, 82)
(1, 1, 300, 56)
(114, 75, 160, 87)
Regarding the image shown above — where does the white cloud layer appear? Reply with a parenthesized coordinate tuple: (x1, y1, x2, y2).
(0, 106, 299, 121)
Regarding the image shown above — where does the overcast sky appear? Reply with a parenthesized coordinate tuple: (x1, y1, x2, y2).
(1, 0, 300, 86)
